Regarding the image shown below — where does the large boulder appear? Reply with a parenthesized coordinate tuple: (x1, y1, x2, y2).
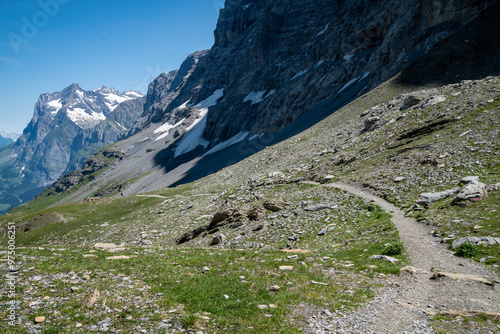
(247, 206, 266, 221)
(209, 209, 243, 229)
(418, 188, 461, 205)
(263, 199, 286, 212)
(363, 116, 386, 132)
(400, 95, 421, 111)
(453, 180, 488, 202)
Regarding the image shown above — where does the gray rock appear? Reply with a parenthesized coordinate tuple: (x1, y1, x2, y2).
(318, 227, 328, 236)
(321, 175, 335, 184)
(487, 183, 500, 192)
(211, 211, 231, 225)
(360, 109, 371, 117)
(418, 187, 461, 204)
(460, 176, 480, 184)
(269, 285, 281, 292)
(400, 96, 421, 110)
(98, 317, 111, 326)
(179, 204, 194, 212)
(304, 204, 330, 212)
(268, 172, 284, 178)
(363, 116, 386, 132)
(394, 177, 406, 182)
(421, 95, 446, 108)
(263, 199, 286, 212)
(370, 255, 400, 264)
(210, 234, 226, 246)
(454, 180, 487, 202)
(452, 237, 500, 249)
(137, 240, 153, 246)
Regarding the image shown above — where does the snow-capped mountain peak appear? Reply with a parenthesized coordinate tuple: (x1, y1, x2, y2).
(0, 129, 20, 141)
(39, 84, 145, 129)
(95, 87, 144, 112)
(124, 90, 144, 98)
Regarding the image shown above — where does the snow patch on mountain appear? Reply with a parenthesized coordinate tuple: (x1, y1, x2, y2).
(66, 107, 106, 128)
(174, 89, 224, 157)
(243, 90, 276, 105)
(249, 133, 265, 141)
(174, 116, 209, 157)
(338, 72, 370, 94)
(343, 54, 355, 61)
(48, 99, 63, 114)
(75, 89, 84, 99)
(198, 88, 224, 109)
(155, 119, 185, 141)
(291, 69, 309, 80)
(95, 86, 144, 111)
(124, 90, 144, 98)
(102, 93, 133, 111)
(316, 23, 329, 37)
(205, 131, 249, 156)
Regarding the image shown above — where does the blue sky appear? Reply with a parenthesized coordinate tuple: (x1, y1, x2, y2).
(0, 0, 224, 134)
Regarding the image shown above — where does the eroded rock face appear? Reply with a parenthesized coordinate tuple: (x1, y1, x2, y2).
(141, 0, 495, 152)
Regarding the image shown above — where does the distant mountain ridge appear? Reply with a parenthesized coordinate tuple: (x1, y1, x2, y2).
(0, 135, 13, 148)
(0, 83, 144, 214)
(0, 130, 20, 141)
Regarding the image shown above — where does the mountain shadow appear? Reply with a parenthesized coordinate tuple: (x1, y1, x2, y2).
(396, 2, 500, 87)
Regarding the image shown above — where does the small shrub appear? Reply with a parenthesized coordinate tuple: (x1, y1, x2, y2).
(382, 242, 404, 256)
(476, 313, 489, 322)
(180, 314, 198, 329)
(454, 242, 478, 258)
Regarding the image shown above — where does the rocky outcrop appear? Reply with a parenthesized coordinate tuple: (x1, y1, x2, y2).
(453, 180, 488, 202)
(263, 199, 286, 212)
(128, 51, 209, 137)
(48, 150, 127, 195)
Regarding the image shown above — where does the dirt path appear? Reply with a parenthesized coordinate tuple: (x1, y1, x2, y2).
(134, 194, 168, 199)
(304, 182, 500, 333)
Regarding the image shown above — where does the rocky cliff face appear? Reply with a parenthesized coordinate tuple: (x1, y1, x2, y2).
(139, 0, 496, 155)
